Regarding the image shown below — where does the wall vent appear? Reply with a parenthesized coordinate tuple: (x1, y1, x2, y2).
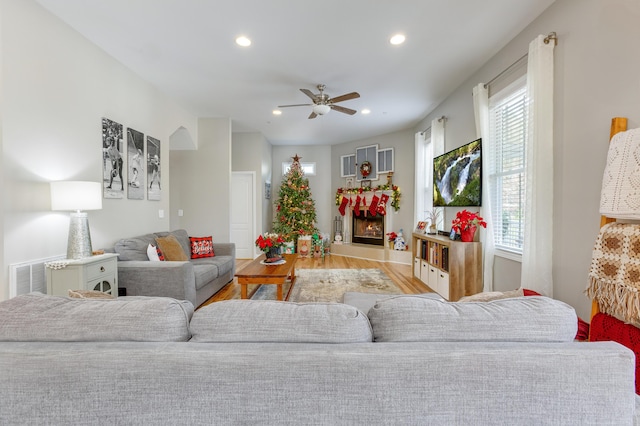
(9, 255, 65, 298)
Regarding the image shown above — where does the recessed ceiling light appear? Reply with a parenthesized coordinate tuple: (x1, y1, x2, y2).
(272, 110, 282, 115)
(390, 34, 405, 45)
(235, 36, 251, 47)
(361, 109, 371, 115)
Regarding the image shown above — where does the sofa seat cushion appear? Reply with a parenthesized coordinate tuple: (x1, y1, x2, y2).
(190, 300, 373, 343)
(192, 255, 234, 274)
(192, 263, 219, 290)
(368, 295, 577, 342)
(0, 293, 194, 342)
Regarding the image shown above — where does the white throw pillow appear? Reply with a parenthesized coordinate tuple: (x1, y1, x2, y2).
(147, 243, 161, 261)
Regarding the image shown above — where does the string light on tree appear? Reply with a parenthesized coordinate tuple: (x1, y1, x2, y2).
(273, 154, 319, 242)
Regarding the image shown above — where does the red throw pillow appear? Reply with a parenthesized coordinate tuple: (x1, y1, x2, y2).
(190, 236, 215, 259)
(156, 246, 165, 261)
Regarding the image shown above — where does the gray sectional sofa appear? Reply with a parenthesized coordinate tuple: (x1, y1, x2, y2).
(112, 229, 235, 307)
(0, 292, 638, 425)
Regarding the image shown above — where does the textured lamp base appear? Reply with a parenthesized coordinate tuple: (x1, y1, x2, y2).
(67, 212, 93, 259)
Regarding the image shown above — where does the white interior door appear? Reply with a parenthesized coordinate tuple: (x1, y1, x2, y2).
(231, 172, 255, 259)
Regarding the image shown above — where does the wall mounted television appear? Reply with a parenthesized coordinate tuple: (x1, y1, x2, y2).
(433, 138, 482, 207)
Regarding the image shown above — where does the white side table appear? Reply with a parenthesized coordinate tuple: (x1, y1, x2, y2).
(46, 253, 119, 297)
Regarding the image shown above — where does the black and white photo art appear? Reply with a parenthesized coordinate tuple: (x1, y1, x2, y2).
(147, 136, 161, 201)
(127, 128, 145, 200)
(102, 117, 125, 199)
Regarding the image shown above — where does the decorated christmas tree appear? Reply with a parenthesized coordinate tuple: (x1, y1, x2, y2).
(273, 154, 319, 242)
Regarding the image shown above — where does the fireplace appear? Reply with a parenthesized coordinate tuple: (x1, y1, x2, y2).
(352, 212, 385, 246)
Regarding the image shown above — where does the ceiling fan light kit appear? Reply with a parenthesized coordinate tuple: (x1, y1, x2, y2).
(312, 104, 331, 115)
(278, 84, 360, 119)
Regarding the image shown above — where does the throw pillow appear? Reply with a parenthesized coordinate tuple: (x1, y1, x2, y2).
(189, 236, 215, 259)
(146, 243, 165, 261)
(155, 234, 189, 261)
(68, 289, 114, 299)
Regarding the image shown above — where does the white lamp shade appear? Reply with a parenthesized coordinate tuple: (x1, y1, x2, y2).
(313, 104, 331, 115)
(50, 181, 102, 211)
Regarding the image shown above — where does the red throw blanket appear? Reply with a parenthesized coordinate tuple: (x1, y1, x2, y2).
(590, 312, 640, 394)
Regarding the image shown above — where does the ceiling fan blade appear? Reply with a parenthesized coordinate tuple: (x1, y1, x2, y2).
(330, 105, 357, 115)
(329, 92, 360, 104)
(300, 88, 318, 102)
(308, 111, 318, 119)
(278, 103, 312, 108)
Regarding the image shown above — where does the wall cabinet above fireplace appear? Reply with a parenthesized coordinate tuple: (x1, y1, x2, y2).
(412, 233, 482, 301)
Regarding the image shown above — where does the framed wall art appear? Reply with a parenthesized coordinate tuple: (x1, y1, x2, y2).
(127, 128, 145, 200)
(147, 136, 161, 201)
(102, 117, 124, 199)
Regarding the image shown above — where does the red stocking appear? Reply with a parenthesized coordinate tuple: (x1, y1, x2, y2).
(338, 196, 349, 216)
(369, 194, 380, 216)
(362, 196, 367, 217)
(377, 193, 389, 215)
(353, 195, 362, 217)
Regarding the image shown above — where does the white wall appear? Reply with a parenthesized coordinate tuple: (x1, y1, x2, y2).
(232, 132, 273, 237)
(272, 146, 332, 237)
(170, 118, 231, 241)
(1, 0, 198, 299)
(414, 0, 640, 320)
(331, 128, 416, 240)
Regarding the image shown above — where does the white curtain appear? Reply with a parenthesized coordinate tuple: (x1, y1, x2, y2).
(431, 118, 446, 229)
(473, 83, 494, 292)
(521, 35, 555, 296)
(414, 131, 429, 224)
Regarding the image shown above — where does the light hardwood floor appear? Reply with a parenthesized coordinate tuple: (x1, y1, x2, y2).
(200, 254, 432, 307)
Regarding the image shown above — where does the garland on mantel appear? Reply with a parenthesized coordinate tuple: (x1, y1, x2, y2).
(335, 184, 401, 212)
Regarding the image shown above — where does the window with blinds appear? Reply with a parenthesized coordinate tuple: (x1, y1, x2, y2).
(488, 76, 527, 254)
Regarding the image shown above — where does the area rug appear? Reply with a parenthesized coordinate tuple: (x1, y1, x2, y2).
(250, 269, 402, 303)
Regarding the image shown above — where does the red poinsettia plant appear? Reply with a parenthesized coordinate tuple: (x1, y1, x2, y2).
(451, 210, 487, 233)
(255, 233, 285, 253)
(386, 231, 398, 242)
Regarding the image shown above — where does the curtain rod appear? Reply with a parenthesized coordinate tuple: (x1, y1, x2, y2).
(484, 32, 558, 88)
(484, 53, 527, 89)
(420, 116, 446, 135)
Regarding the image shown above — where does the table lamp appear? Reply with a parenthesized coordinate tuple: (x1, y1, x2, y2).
(50, 181, 102, 259)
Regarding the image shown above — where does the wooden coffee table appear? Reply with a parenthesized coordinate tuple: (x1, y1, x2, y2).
(235, 253, 298, 301)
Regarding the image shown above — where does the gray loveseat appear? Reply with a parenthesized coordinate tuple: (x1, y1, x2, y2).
(0, 292, 638, 425)
(113, 229, 235, 307)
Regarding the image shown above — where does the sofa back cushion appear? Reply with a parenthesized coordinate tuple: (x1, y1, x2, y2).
(114, 233, 158, 261)
(155, 229, 191, 259)
(368, 295, 577, 342)
(190, 300, 373, 343)
(0, 293, 194, 342)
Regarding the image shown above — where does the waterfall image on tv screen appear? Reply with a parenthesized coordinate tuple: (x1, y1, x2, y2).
(433, 138, 482, 207)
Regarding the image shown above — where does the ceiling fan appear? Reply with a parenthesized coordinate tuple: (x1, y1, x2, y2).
(278, 84, 360, 119)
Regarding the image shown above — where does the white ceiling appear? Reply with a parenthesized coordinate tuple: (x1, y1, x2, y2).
(36, 0, 555, 146)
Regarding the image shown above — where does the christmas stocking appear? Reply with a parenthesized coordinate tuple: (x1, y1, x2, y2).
(362, 196, 367, 217)
(369, 194, 380, 216)
(353, 195, 362, 217)
(338, 196, 349, 216)
(377, 193, 389, 215)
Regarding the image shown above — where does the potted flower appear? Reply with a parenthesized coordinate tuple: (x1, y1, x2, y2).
(255, 233, 285, 259)
(451, 210, 487, 242)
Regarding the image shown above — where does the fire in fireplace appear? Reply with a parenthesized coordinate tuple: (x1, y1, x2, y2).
(352, 212, 385, 246)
